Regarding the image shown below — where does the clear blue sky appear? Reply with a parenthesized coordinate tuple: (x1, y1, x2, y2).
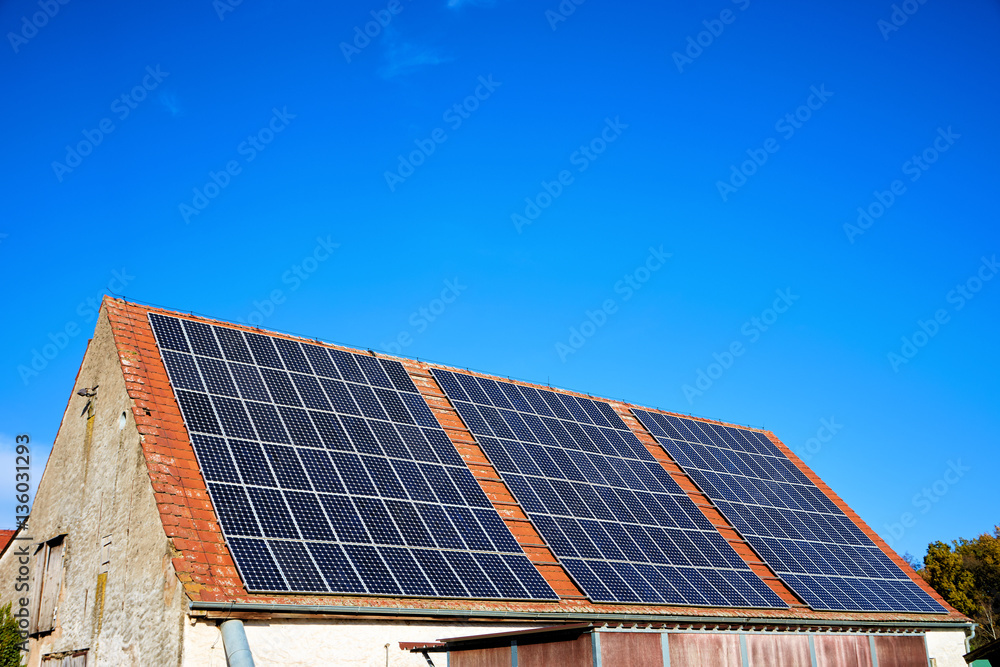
(2, 0, 997, 562)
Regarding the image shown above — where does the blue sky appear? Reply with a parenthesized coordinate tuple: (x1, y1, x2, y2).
(1, 0, 997, 562)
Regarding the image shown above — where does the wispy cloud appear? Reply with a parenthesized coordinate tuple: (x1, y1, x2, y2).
(378, 26, 451, 79)
(159, 92, 182, 116)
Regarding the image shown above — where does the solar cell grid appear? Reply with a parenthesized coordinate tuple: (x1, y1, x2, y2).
(431, 368, 786, 609)
(148, 313, 557, 600)
(632, 409, 945, 614)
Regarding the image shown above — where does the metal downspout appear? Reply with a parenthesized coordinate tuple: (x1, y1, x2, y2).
(220, 619, 256, 667)
(966, 623, 976, 654)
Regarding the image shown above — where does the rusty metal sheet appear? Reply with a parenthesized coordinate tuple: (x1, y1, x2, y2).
(813, 634, 873, 667)
(668, 633, 742, 667)
(873, 635, 927, 667)
(518, 634, 593, 667)
(600, 632, 664, 667)
(745, 633, 811, 667)
(449, 645, 512, 667)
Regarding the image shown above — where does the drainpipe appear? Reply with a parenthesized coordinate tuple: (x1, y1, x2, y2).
(220, 619, 256, 667)
(965, 624, 976, 654)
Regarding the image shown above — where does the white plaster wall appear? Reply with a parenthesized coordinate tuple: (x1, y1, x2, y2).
(181, 618, 538, 667)
(925, 629, 970, 667)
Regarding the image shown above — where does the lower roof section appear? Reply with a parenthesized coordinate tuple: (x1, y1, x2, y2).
(188, 599, 971, 630)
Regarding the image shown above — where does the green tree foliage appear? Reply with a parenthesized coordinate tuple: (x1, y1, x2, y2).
(0, 602, 24, 667)
(920, 526, 1000, 650)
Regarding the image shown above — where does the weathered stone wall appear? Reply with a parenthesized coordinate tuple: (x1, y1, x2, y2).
(0, 312, 187, 666)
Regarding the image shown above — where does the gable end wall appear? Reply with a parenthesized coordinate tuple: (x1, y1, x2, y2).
(0, 312, 187, 666)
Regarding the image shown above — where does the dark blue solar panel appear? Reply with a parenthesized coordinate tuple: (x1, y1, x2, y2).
(245, 402, 288, 443)
(260, 368, 301, 407)
(632, 409, 945, 614)
(180, 319, 222, 358)
(207, 483, 261, 536)
(244, 332, 282, 369)
(215, 327, 253, 363)
(163, 351, 202, 391)
(307, 542, 363, 593)
(198, 357, 238, 397)
(192, 434, 240, 483)
(400, 392, 438, 427)
(431, 368, 785, 609)
(411, 549, 466, 597)
(301, 344, 340, 379)
(228, 538, 285, 591)
(230, 364, 271, 402)
(150, 314, 556, 600)
(329, 349, 365, 384)
(290, 374, 331, 411)
(149, 313, 188, 352)
(273, 337, 312, 374)
(176, 390, 220, 435)
(212, 396, 256, 440)
(382, 548, 436, 597)
(344, 544, 401, 595)
(355, 354, 394, 389)
(269, 541, 326, 592)
(380, 358, 419, 393)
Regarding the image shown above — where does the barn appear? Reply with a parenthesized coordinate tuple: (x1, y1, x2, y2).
(0, 297, 973, 666)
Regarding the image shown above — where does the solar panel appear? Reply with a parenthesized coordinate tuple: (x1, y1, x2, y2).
(148, 314, 557, 600)
(431, 368, 786, 609)
(631, 410, 945, 614)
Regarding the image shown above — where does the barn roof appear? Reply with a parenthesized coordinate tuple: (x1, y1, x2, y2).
(100, 297, 966, 625)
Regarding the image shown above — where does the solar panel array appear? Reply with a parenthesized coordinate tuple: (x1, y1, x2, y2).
(148, 313, 557, 600)
(431, 368, 787, 608)
(632, 410, 945, 613)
